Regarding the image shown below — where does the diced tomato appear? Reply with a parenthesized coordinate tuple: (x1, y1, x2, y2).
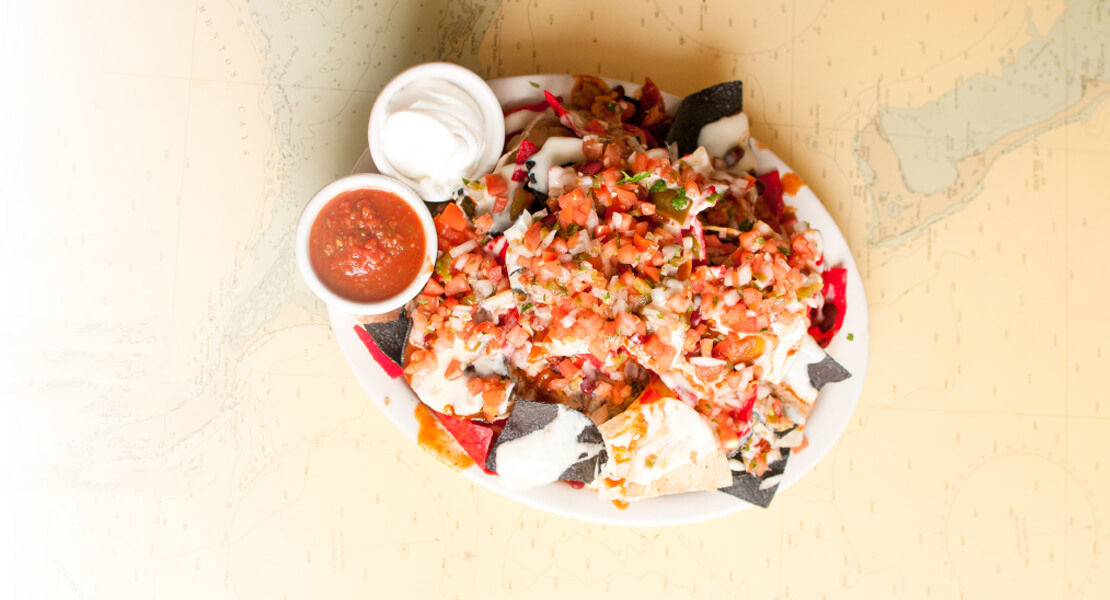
(615, 311, 640, 336)
(506, 325, 530, 347)
(742, 287, 762, 308)
(714, 334, 765, 363)
(739, 230, 765, 252)
(516, 139, 539, 164)
(613, 187, 638, 207)
(656, 344, 677, 369)
(474, 213, 494, 234)
(559, 204, 576, 228)
(684, 179, 700, 199)
(583, 140, 604, 161)
(617, 242, 638, 265)
(558, 358, 582, 381)
(423, 278, 445, 296)
(600, 168, 621, 189)
(579, 310, 605, 332)
(483, 261, 504, 283)
(580, 160, 604, 175)
(436, 202, 470, 232)
(752, 454, 768, 477)
(444, 359, 464, 381)
(484, 174, 508, 196)
(444, 276, 470, 296)
(666, 293, 689, 314)
(643, 333, 665, 358)
(523, 222, 544, 253)
(493, 195, 510, 213)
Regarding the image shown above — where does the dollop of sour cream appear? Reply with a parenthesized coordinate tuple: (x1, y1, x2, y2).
(379, 79, 490, 201)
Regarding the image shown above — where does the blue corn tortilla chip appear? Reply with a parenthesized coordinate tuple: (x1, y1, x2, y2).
(718, 448, 790, 508)
(808, 354, 851, 391)
(665, 80, 744, 157)
(362, 312, 413, 368)
(485, 398, 607, 484)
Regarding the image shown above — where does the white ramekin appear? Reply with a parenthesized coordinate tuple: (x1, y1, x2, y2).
(295, 173, 436, 315)
(368, 62, 505, 202)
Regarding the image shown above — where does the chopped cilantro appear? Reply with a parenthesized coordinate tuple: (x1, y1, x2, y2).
(618, 171, 651, 185)
(778, 245, 792, 257)
(755, 236, 765, 245)
(847, 333, 855, 341)
(529, 81, 540, 88)
(738, 219, 755, 231)
(706, 191, 726, 204)
(670, 190, 690, 211)
(649, 180, 667, 194)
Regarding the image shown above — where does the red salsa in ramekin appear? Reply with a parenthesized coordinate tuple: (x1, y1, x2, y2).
(308, 188, 425, 302)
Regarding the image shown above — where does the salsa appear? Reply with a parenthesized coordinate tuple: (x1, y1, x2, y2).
(308, 187, 425, 302)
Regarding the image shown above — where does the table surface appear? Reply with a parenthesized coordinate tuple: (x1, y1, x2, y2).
(3, 0, 1109, 598)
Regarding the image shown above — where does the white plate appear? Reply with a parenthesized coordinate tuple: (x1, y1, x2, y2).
(333, 74, 870, 526)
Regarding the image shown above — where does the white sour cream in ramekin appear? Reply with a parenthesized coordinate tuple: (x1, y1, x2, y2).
(370, 63, 504, 203)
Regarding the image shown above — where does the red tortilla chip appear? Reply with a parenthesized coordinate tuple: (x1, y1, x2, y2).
(808, 267, 848, 347)
(433, 411, 495, 474)
(353, 325, 403, 379)
(757, 170, 784, 219)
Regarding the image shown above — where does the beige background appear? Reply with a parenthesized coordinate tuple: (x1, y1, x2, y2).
(2, 0, 1109, 598)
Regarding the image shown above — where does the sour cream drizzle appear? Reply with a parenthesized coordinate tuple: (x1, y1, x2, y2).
(494, 405, 602, 490)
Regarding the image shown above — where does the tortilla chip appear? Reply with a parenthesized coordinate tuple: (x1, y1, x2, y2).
(485, 398, 607, 484)
(361, 313, 412, 368)
(434, 411, 495, 474)
(596, 398, 732, 502)
(718, 449, 790, 508)
(665, 80, 744, 157)
(808, 354, 851, 391)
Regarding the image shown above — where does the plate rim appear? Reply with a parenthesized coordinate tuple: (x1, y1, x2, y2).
(334, 73, 870, 526)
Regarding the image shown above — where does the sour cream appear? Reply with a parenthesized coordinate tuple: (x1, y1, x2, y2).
(378, 79, 489, 200)
(369, 63, 504, 202)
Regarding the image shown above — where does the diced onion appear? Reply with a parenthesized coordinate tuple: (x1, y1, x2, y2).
(690, 356, 725, 367)
(450, 240, 477, 258)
